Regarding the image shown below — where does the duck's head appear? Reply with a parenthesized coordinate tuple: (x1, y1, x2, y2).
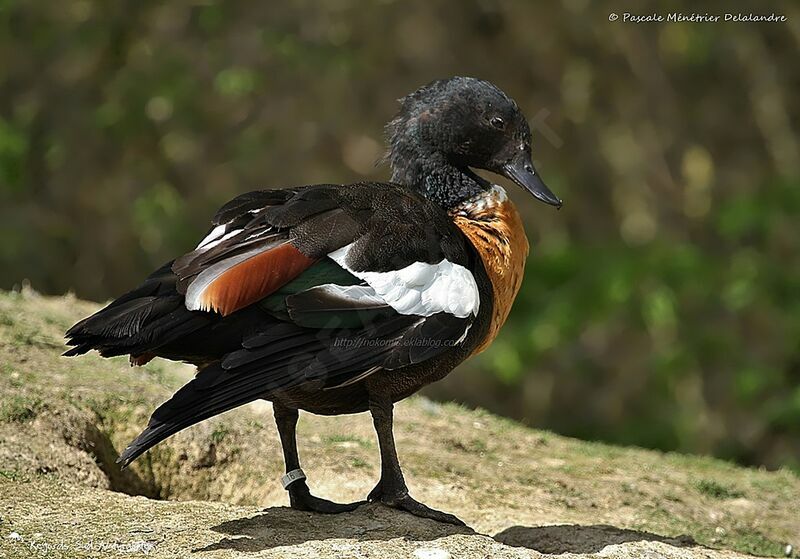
(386, 76, 562, 209)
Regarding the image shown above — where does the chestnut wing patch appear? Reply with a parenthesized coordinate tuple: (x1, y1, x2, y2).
(184, 242, 316, 316)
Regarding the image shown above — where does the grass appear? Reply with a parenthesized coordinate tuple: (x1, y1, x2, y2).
(0, 394, 46, 423)
(0, 469, 25, 481)
(322, 434, 374, 449)
(694, 479, 745, 499)
(211, 424, 231, 444)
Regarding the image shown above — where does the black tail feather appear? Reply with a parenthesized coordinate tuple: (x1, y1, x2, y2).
(117, 357, 314, 467)
(64, 260, 216, 359)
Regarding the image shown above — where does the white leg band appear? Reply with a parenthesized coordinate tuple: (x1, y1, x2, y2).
(281, 468, 306, 489)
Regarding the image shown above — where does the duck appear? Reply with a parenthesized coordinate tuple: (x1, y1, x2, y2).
(64, 76, 562, 525)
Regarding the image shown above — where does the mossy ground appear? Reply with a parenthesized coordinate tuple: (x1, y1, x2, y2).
(0, 289, 798, 559)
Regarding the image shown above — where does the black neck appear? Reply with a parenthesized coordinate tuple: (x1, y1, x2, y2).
(389, 145, 490, 210)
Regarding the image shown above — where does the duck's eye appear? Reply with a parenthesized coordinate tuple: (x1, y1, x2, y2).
(489, 116, 505, 130)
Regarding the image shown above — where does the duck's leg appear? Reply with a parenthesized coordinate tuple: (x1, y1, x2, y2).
(273, 401, 362, 513)
(366, 384, 465, 526)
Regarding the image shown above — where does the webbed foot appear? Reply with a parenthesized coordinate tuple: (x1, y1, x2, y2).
(289, 480, 364, 514)
(367, 480, 465, 525)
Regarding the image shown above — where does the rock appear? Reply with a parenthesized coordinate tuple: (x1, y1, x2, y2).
(414, 548, 452, 559)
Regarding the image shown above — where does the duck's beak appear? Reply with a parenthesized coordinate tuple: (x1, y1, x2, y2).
(502, 154, 562, 208)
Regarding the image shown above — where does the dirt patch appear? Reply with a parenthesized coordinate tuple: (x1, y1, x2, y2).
(0, 406, 156, 497)
(1, 289, 798, 559)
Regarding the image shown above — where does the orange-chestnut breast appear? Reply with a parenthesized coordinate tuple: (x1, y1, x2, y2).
(451, 185, 529, 354)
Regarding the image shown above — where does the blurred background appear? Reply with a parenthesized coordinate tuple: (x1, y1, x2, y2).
(1, 1, 798, 471)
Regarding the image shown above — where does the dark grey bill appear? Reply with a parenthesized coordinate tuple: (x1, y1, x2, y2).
(502, 154, 562, 208)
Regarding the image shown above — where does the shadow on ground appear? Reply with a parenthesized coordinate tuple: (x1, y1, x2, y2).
(196, 504, 471, 553)
(495, 524, 695, 554)
(196, 504, 695, 555)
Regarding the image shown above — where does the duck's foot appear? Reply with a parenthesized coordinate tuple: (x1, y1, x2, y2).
(367, 481, 465, 526)
(288, 480, 364, 514)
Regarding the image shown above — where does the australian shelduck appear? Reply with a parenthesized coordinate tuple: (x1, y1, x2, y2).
(65, 77, 562, 525)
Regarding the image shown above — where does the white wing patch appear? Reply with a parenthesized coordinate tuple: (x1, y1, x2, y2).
(195, 224, 242, 250)
(328, 244, 480, 318)
(196, 224, 227, 249)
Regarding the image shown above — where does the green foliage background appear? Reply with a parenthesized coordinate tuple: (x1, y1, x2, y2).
(1, 1, 798, 469)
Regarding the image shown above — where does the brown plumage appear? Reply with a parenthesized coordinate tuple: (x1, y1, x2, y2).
(452, 186, 529, 354)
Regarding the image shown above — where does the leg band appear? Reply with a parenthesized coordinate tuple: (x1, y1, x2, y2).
(281, 468, 306, 489)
